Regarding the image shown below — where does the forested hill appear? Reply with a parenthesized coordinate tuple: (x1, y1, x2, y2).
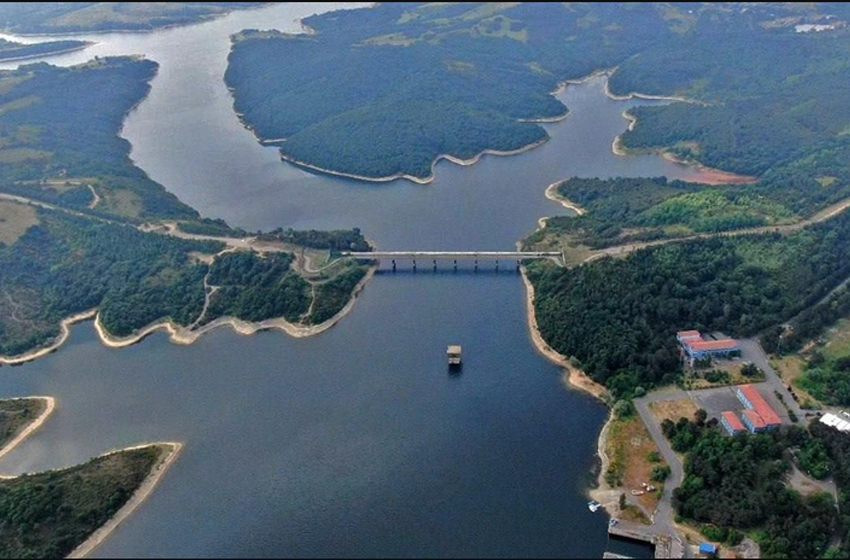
(0, 56, 196, 221)
(613, 7, 850, 185)
(0, 38, 91, 62)
(224, 3, 672, 181)
(0, 3, 266, 34)
(224, 2, 849, 183)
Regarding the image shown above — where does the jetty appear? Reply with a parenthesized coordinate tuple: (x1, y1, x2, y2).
(607, 523, 683, 559)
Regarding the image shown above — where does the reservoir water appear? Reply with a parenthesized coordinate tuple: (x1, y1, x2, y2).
(0, 4, 709, 557)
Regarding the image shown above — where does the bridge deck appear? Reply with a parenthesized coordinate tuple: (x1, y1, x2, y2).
(340, 251, 561, 260)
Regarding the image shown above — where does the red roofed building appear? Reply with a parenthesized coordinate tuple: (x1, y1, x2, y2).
(676, 330, 702, 342)
(736, 384, 782, 431)
(720, 411, 746, 435)
(677, 330, 739, 364)
(741, 409, 768, 433)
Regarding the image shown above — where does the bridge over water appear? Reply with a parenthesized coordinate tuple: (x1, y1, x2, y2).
(339, 251, 564, 270)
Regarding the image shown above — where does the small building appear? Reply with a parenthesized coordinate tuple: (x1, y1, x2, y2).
(741, 409, 768, 433)
(677, 330, 738, 365)
(676, 330, 702, 343)
(720, 411, 746, 436)
(699, 542, 718, 557)
(447, 345, 462, 367)
(820, 412, 850, 433)
(735, 384, 782, 429)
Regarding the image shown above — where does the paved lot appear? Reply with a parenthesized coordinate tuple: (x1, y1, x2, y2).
(628, 337, 804, 559)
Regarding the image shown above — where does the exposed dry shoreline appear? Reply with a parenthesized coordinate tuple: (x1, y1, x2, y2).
(0, 42, 94, 63)
(67, 442, 183, 559)
(0, 310, 97, 366)
(520, 269, 607, 403)
(612, 108, 758, 186)
(0, 266, 376, 364)
(544, 180, 585, 215)
(521, 267, 620, 511)
(0, 396, 56, 462)
(278, 138, 549, 185)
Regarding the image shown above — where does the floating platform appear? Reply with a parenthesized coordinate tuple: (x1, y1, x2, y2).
(447, 345, 462, 367)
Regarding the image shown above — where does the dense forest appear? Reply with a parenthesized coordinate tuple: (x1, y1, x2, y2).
(203, 251, 311, 325)
(0, 38, 90, 62)
(0, 205, 372, 357)
(0, 398, 46, 450)
(264, 227, 372, 252)
(0, 3, 264, 34)
(527, 210, 850, 398)
(225, 1, 850, 200)
(663, 414, 836, 558)
(224, 3, 688, 180)
(0, 207, 220, 355)
(0, 55, 374, 359)
(0, 444, 164, 559)
(810, 421, 850, 558)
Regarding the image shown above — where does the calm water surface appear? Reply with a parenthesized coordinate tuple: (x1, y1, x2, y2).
(0, 4, 704, 557)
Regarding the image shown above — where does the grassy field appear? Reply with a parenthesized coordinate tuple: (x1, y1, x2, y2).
(821, 318, 850, 360)
(772, 355, 824, 410)
(0, 199, 38, 245)
(648, 398, 699, 424)
(0, 397, 47, 450)
(605, 415, 667, 518)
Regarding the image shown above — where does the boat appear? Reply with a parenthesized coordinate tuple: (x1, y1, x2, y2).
(588, 500, 601, 513)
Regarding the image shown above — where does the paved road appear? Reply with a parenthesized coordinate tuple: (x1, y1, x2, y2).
(583, 194, 850, 264)
(633, 391, 686, 537)
(737, 338, 806, 421)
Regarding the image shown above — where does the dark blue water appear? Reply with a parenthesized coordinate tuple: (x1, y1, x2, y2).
(0, 4, 711, 557)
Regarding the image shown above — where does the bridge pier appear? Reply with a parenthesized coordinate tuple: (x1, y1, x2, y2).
(495, 259, 499, 272)
(433, 259, 437, 272)
(454, 259, 457, 272)
(392, 259, 396, 272)
(474, 259, 478, 272)
(516, 259, 520, 272)
(412, 259, 416, 272)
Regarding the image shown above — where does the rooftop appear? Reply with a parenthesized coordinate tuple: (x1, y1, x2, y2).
(685, 338, 738, 351)
(721, 411, 745, 432)
(738, 384, 782, 425)
(676, 330, 702, 339)
(743, 409, 767, 430)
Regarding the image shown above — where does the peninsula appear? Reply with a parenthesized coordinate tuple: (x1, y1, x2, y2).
(0, 56, 374, 364)
(0, 3, 267, 35)
(0, 37, 92, 62)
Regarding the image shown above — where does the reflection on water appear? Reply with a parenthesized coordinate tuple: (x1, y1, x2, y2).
(0, 4, 709, 557)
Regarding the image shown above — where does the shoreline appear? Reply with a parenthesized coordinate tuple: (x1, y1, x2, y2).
(0, 3, 274, 39)
(0, 309, 97, 366)
(520, 268, 607, 403)
(612, 113, 759, 186)
(66, 442, 183, 559)
(0, 42, 94, 63)
(544, 180, 585, 215)
(278, 137, 549, 185)
(1, 265, 376, 364)
(0, 396, 56, 462)
(601, 70, 696, 104)
(588, 411, 619, 515)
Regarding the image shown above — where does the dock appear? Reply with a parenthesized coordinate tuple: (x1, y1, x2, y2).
(607, 523, 682, 559)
